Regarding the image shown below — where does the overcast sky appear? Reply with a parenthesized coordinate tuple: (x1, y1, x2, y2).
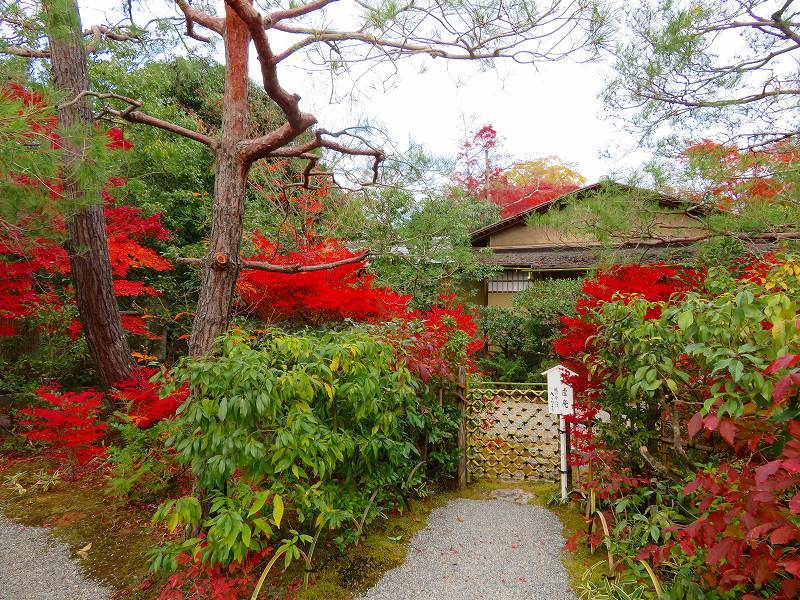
(277, 54, 647, 182)
(83, 2, 646, 183)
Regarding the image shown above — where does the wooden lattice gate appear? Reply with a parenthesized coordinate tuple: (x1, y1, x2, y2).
(466, 381, 560, 481)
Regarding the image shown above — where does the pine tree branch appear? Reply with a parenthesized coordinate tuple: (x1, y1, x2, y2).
(1, 24, 141, 58)
(80, 91, 217, 148)
(175, 0, 224, 39)
(176, 251, 370, 273)
(263, 0, 340, 27)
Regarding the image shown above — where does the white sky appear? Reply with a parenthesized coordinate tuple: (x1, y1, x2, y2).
(277, 54, 646, 181)
(82, 2, 647, 182)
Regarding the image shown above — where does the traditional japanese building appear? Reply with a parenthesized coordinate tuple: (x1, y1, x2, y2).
(470, 181, 708, 307)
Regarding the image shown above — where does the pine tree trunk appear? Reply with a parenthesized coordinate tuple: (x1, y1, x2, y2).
(188, 4, 251, 356)
(44, 0, 132, 385)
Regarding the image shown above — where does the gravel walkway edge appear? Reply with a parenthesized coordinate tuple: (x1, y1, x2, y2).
(0, 511, 112, 600)
(361, 497, 578, 600)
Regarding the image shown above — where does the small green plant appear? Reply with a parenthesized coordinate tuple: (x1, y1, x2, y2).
(31, 468, 61, 492)
(3, 471, 27, 494)
(575, 561, 649, 600)
(106, 421, 178, 503)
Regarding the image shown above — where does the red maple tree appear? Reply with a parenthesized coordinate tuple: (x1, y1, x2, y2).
(112, 367, 190, 429)
(237, 235, 409, 325)
(18, 387, 107, 472)
(684, 139, 799, 208)
(0, 85, 172, 341)
(452, 124, 579, 218)
(485, 177, 579, 218)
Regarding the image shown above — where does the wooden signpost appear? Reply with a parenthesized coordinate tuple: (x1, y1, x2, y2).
(542, 364, 576, 501)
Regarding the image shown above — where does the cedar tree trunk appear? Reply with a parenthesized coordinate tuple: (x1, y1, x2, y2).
(188, 3, 251, 356)
(44, 0, 132, 385)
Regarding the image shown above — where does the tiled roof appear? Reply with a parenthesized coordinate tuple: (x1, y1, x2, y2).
(471, 181, 694, 243)
(481, 243, 698, 270)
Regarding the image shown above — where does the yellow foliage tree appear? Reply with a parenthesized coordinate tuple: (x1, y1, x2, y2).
(504, 156, 587, 187)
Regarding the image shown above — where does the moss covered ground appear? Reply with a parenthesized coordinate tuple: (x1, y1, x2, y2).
(0, 452, 592, 600)
(0, 454, 168, 599)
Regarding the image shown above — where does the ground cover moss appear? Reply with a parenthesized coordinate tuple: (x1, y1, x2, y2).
(0, 455, 166, 599)
(1, 452, 593, 600)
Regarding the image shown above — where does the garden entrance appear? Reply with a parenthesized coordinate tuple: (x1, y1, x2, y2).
(465, 381, 560, 482)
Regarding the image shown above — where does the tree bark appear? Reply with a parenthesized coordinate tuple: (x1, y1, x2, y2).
(188, 2, 251, 356)
(44, 0, 132, 386)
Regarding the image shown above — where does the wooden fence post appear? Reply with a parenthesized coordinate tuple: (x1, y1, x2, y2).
(457, 366, 467, 490)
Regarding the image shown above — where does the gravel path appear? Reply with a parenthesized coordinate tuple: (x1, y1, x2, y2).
(362, 497, 578, 600)
(0, 512, 111, 600)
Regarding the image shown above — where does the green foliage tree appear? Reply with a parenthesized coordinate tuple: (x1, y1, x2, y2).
(334, 161, 501, 308)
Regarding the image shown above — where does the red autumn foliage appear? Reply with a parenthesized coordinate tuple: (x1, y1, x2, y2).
(488, 179, 579, 218)
(553, 263, 700, 395)
(113, 368, 190, 428)
(0, 84, 172, 341)
(18, 387, 107, 470)
(383, 297, 483, 381)
(552, 264, 703, 472)
(237, 235, 410, 325)
(156, 545, 291, 600)
(105, 127, 133, 150)
(452, 123, 580, 218)
(237, 227, 483, 381)
(16, 369, 184, 476)
(684, 139, 799, 207)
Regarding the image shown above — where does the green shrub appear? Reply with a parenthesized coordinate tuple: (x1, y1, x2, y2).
(150, 326, 439, 569)
(478, 277, 583, 380)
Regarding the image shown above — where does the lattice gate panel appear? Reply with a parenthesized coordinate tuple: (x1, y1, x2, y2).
(466, 383, 559, 481)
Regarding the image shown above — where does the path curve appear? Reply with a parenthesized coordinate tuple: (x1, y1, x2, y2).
(0, 512, 111, 600)
(362, 497, 577, 600)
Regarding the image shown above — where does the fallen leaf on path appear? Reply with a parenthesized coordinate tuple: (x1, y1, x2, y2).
(76, 542, 92, 558)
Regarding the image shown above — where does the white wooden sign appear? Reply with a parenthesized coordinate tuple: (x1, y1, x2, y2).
(542, 364, 575, 415)
(542, 364, 577, 501)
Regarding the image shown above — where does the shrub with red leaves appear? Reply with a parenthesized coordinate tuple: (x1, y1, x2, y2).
(552, 263, 701, 458)
(556, 256, 800, 598)
(157, 546, 283, 600)
(18, 387, 107, 472)
(113, 368, 189, 428)
(382, 298, 483, 382)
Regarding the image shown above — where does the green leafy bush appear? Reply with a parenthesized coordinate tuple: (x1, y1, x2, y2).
(106, 421, 179, 503)
(151, 326, 436, 569)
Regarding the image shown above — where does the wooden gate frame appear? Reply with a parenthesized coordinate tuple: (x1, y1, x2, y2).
(462, 380, 560, 482)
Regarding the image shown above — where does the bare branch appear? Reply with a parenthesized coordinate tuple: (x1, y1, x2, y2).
(1, 44, 49, 57)
(176, 250, 370, 273)
(1, 22, 141, 58)
(84, 24, 141, 51)
(639, 446, 682, 481)
(264, 0, 340, 27)
(245, 128, 383, 182)
(81, 91, 217, 148)
(175, 0, 224, 37)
